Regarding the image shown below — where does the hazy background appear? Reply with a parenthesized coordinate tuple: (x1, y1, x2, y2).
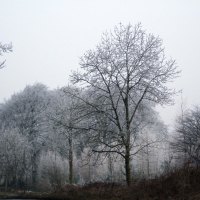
(0, 0, 200, 127)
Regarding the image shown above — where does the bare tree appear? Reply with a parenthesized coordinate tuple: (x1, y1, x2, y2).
(47, 87, 84, 184)
(68, 23, 179, 186)
(172, 106, 200, 166)
(0, 42, 12, 69)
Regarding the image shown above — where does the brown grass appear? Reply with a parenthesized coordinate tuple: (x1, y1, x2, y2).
(1, 167, 200, 199)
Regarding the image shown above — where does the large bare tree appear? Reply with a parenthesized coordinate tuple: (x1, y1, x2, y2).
(69, 23, 179, 186)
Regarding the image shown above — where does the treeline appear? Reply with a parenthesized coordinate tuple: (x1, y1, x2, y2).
(0, 83, 166, 191)
(0, 23, 198, 192)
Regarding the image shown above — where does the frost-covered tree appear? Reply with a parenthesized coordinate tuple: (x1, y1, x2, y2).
(47, 87, 84, 184)
(38, 151, 68, 191)
(69, 23, 179, 186)
(135, 119, 167, 179)
(0, 83, 50, 188)
(0, 128, 31, 191)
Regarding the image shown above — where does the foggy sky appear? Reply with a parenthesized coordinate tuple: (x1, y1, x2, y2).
(0, 0, 200, 127)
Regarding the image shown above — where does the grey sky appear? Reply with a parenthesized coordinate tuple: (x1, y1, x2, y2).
(0, 0, 200, 127)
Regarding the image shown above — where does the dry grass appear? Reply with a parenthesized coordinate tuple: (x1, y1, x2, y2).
(1, 167, 200, 199)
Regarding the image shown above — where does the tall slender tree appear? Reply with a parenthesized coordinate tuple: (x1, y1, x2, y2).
(47, 87, 83, 184)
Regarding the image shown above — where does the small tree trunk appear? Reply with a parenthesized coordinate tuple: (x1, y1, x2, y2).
(5, 174, 8, 192)
(88, 162, 91, 182)
(108, 154, 113, 182)
(68, 134, 73, 184)
(146, 145, 150, 179)
(125, 148, 131, 186)
(32, 154, 37, 190)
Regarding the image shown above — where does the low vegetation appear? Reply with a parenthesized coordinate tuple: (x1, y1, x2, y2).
(1, 166, 200, 199)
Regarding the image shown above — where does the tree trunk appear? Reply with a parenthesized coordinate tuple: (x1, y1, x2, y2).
(146, 145, 150, 179)
(5, 174, 8, 192)
(125, 148, 131, 186)
(32, 153, 37, 190)
(68, 134, 73, 184)
(108, 154, 113, 182)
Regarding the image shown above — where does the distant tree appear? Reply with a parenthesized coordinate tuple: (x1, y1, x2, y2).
(0, 83, 50, 189)
(38, 151, 67, 191)
(172, 106, 200, 166)
(0, 128, 31, 191)
(0, 42, 12, 69)
(136, 119, 167, 179)
(47, 87, 83, 184)
(69, 23, 179, 186)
